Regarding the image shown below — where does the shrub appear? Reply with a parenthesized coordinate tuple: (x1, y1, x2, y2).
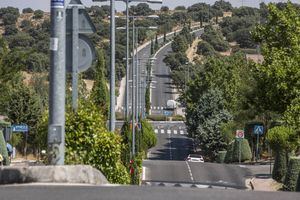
(0, 130, 10, 165)
(296, 172, 300, 192)
(283, 157, 300, 191)
(224, 139, 252, 163)
(197, 41, 216, 56)
(216, 151, 227, 163)
(22, 8, 33, 14)
(272, 150, 287, 182)
(147, 115, 166, 121)
(65, 103, 130, 184)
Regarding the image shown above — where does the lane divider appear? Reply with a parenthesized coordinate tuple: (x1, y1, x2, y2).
(185, 161, 194, 182)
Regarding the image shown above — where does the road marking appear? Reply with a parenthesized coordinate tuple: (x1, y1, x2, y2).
(174, 130, 178, 134)
(154, 129, 158, 134)
(167, 129, 171, 134)
(142, 167, 146, 181)
(160, 129, 165, 134)
(180, 130, 184, 135)
(185, 161, 194, 182)
(168, 133, 172, 160)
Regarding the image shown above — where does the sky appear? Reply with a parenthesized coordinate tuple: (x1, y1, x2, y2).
(0, 0, 299, 12)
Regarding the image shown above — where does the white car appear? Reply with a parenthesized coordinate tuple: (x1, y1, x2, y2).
(185, 154, 204, 163)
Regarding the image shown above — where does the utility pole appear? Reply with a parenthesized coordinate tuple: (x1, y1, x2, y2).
(132, 17, 136, 156)
(48, 0, 66, 165)
(135, 28, 139, 123)
(109, 0, 116, 131)
(125, 0, 129, 119)
(72, 5, 79, 111)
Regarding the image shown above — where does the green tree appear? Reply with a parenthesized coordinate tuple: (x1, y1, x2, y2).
(252, 2, 300, 114)
(197, 41, 217, 56)
(22, 8, 33, 14)
(90, 49, 109, 118)
(186, 89, 232, 159)
(283, 157, 300, 191)
(33, 10, 44, 19)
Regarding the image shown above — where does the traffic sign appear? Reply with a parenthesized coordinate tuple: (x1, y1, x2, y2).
(12, 124, 29, 132)
(163, 110, 173, 116)
(66, 34, 96, 73)
(66, 1, 96, 34)
(236, 130, 244, 139)
(254, 125, 264, 135)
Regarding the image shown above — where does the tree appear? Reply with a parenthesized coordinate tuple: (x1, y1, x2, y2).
(212, 0, 233, 12)
(175, 6, 186, 11)
(4, 24, 18, 35)
(22, 8, 33, 14)
(186, 89, 232, 159)
(197, 41, 216, 56)
(129, 3, 154, 16)
(2, 13, 18, 25)
(90, 49, 109, 118)
(161, 6, 169, 12)
(283, 157, 300, 191)
(252, 2, 300, 114)
(25, 52, 49, 72)
(6, 32, 34, 49)
(33, 10, 44, 19)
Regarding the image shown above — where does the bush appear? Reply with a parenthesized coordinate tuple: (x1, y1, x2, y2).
(22, 8, 33, 14)
(65, 103, 130, 184)
(224, 139, 252, 163)
(0, 130, 10, 165)
(296, 172, 300, 192)
(283, 157, 300, 191)
(216, 151, 227, 163)
(272, 150, 288, 182)
(197, 41, 216, 56)
(147, 115, 166, 121)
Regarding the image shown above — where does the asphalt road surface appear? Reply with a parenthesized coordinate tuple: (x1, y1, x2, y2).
(1, 185, 299, 200)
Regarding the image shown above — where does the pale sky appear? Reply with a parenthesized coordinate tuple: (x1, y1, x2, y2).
(0, 0, 299, 12)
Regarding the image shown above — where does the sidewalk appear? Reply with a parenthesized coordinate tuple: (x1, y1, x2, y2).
(250, 177, 282, 191)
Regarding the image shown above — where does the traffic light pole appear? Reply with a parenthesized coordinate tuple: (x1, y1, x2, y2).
(125, 0, 129, 119)
(132, 18, 136, 156)
(48, 0, 66, 165)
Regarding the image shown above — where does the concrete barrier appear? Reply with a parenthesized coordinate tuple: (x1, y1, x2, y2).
(0, 165, 108, 185)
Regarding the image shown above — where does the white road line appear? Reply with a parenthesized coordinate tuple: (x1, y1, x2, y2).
(167, 129, 171, 134)
(160, 129, 165, 134)
(185, 161, 194, 182)
(142, 167, 146, 181)
(168, 133, 172, 160)
(154, 129, 158, 134)
(174, 130, 178, 134)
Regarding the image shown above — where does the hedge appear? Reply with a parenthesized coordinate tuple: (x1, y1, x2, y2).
(224, 139, 252, 163)
(283, 157, 300, 191)
(0, 130, 10, 165)
(296, 172, 300, 192)
(272, 150, 287, 182)
(216, 151, 227, 163)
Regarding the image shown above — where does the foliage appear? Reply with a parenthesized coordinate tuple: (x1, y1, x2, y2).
(140, 119, 157, 152)
(65, 103, 130, 184)
(22, 8, 33, 14)
(224, 139, 252, 163)
(216, 151, 227, 163)
(186, 89, 232, 159)
(284, 96, 300, 130)
(252, 2, 300, 114)
(267, 126, 298, 153)
(220, 121, 237, 145)
(90, 49, 109, 118)
(0, 7, 19, 25)
(129, 3, 154, 16)
(201, 25, 229, 52)
(33, 10, 44, 19)
(4, 24, 18, 36)
(0, 130, 10, 165)
(297, 172, 300, 192)
(272, 150, 288, 182)
(283, 157, 300, 191)
(197, 41, 216, 56)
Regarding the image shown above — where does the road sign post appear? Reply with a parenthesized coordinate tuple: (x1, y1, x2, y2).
(236, 130, 244, 164)
(49, 0, 66, 165)
(66, 0, 96, 111)
(254, 125, 264, 162)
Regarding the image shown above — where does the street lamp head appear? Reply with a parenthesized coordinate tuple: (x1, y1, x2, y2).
(146, 0, 163, 4)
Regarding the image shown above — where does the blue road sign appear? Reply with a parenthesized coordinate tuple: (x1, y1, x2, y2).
(12, 124, 29, 132)
(254, 125, 264, 135)
(163, 110, 173, 116)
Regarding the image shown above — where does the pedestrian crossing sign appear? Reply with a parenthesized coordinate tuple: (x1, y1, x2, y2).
(254, 125, 264, 135)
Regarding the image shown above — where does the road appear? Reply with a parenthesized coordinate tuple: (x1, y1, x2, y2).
(1, 185, 299, 200)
